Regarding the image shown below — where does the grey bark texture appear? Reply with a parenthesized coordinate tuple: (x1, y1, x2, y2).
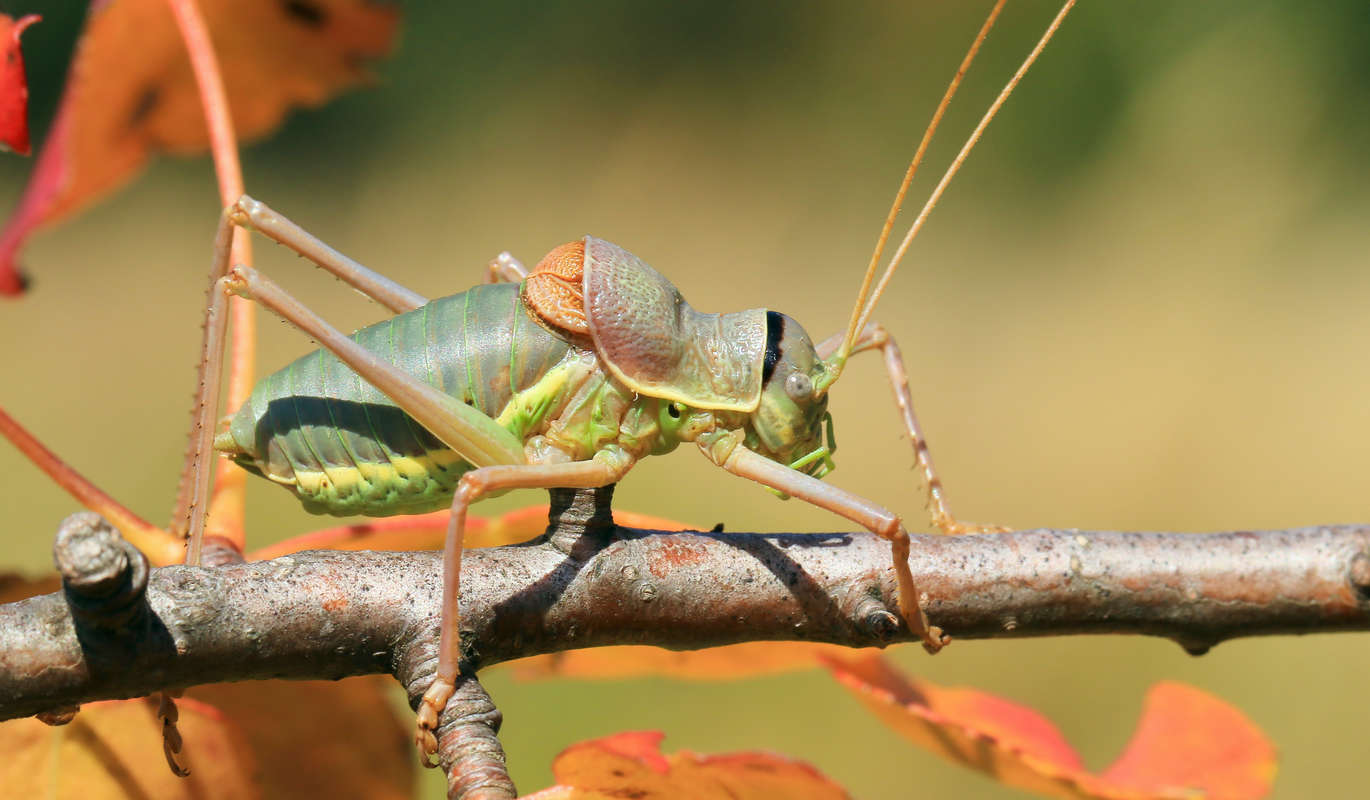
(4, 487, 1370, 798)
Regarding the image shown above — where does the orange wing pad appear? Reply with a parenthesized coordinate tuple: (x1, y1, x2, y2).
(523, 240, 589, 334)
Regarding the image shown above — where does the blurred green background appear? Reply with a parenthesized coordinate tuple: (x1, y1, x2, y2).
(3, 1, 1369, 797)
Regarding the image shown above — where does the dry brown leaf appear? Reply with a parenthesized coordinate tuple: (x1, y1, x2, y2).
(188, 676, 412, 799)
(0, 696, 257, 799)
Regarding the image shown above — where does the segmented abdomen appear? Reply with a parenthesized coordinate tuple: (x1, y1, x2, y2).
(220, 283, 571, 516)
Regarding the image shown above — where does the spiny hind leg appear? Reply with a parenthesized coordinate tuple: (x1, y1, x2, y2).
(176, 227, 235, 563)
(216, 259, 585, 766)
(177, 198, 435, 560)
(701, 435, 946, 652)
(415, 450, 637, 765)
(818, 322, 1008, 535)
(485, 251, 528, 283)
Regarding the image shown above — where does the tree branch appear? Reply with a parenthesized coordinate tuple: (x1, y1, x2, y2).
(4, 487, 1370, 792)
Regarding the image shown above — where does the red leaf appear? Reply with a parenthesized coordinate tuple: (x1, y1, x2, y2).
(0, 0, 399, 295)
(521, 731, 851, 800)
(824, 653, 1277, 800)
(592, 730, 672, 774)
(0, 13, 39, 158)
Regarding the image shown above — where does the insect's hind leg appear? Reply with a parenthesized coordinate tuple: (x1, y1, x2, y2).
(229, 195, 430, 314)
(177, 199, 500, 558)
(819, 322, 1008, 535)
(225, 264, 527, 470)
(414, 450, 636, 765)
(218, 258, 615, 765)
(176, 211, 240, 563)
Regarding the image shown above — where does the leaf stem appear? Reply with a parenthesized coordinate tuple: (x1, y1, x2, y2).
(0, 407, 182, 565)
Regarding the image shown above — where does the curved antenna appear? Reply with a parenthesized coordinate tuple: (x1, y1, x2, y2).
(831, 0, 1007, 377)
(850, 0, 1077, 339)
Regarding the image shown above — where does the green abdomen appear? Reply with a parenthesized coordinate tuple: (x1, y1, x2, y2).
(220, 283, 571, 516)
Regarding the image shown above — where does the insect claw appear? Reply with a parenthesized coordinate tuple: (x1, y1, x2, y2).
(921, 626, 950, 654)
(416, 732, 439, 769)
(910, 590, 949, 654)
(414, 677, 455, 768)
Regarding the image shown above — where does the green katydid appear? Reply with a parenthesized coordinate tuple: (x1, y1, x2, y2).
(174, 0, 1074, 765)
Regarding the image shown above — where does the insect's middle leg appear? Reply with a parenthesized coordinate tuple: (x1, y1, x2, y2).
(414, 451, 637, 765)
(819, 322, 1008, 535)
(485, 251, 528, 284)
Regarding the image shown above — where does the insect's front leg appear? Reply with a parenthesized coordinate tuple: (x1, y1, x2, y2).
(698, 434, 947, 653)
(415, 448, 637, 765)
(818, 323, 1008, 536)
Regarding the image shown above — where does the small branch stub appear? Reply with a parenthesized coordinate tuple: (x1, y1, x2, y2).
(54, 511, 149, 631)
(1349, 552, 1370, 599)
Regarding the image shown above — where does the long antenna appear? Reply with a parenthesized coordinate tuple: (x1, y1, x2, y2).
(851, 0, 1077, 338)
(833, 0, 1007, 372)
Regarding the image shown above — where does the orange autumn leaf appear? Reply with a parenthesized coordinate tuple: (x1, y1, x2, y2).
(251, 505, 551, 559)
(1096, 681, 1277, 800)
(0, 13, 39, 157)
(520, 730, 850, 800)
(252, 504, 702, 559)
(823, 653, 1277, 800)
(0, 696, 257, 799)
(509, 642, 876, 682)
(0, 0, 399, 295)
(188, 677, 411, 800)
(0, 675, 408, 798)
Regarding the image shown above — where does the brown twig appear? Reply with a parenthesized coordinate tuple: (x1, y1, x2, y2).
(3, 488, 1370, 793)
(5, 490, 1369, 715)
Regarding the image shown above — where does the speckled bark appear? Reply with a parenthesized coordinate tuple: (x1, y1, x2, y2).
(4, 488, 1370, 797)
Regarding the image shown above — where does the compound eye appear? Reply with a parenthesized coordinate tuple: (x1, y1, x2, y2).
(784, 372, 814, 401)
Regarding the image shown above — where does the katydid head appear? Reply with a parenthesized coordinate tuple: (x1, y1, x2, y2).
(746, 311, 837, 479)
